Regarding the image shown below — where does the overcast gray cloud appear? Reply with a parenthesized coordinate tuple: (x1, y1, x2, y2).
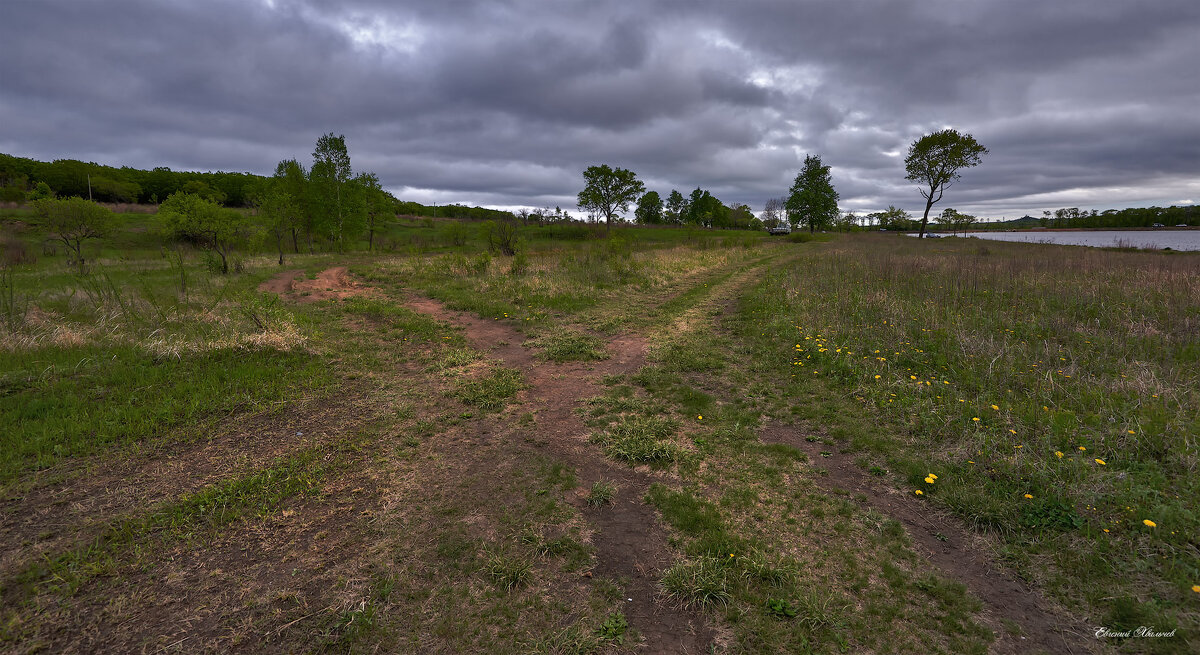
(2, 0, 1197, 218)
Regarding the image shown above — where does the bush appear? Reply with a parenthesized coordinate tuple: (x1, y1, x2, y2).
(480, 219, 520, 256)
(444, 221, 470, 247)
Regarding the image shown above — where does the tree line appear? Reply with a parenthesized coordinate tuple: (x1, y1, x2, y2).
(576, 164, 759, 231)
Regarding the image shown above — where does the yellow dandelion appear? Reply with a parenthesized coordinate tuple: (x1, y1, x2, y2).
(697, 415, 703, 420)
(991, 404, 1000, 410)
(1024, 493, 1033, 499)
(1078, 446, 1086, 451)
(874, 375, 881, 379)
(1192, 585, 1200, 593)
(924, 476, 935, 484)
(928, 473, 938, 480)
(910, 375, 917, 380)
(971, 417, 980, 422)
(1095, 458, 1106, 466)
(914, 489, 924, 495)
(1055, 451, 1064, 458)
(967, 460, 975, 464)
(1143, 519, 1157, 528)
(1127, 430, 1136, 435)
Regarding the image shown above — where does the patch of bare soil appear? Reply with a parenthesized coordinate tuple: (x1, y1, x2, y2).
(258, 266, 372, 303)
(16, 445, 392, 655)
(405, 295, 714, 654)
(759, 424, 1097, 655)
(0, 393, 386, 586)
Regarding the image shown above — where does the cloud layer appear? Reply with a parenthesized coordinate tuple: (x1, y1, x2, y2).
(3, 0, 1197, 217)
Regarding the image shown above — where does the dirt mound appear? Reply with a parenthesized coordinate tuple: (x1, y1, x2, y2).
(258, 267, 371, 303)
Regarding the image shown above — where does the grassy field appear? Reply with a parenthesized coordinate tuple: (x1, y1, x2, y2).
(1, 207, 1196, 653)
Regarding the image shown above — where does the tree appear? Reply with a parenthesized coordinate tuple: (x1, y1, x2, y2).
(27, 181, 54, 201)
(273, 159, 308, 252)
(635, 191, 664, 224)
(576, 165, 645, 231)
(904, 129, 988, 238)
(786, 155, 840, 233)
(159, 192, 257, 274)
(938, 208, 976, 234)
(256, 175, 301, 266)
(311, 133, 355, 250)
(356, 172, 392, 251)
(761, 197, 785, 229)
(31, 197, 113, 274)
(665, 189, 686, 225)
(869, 205, 910, 230)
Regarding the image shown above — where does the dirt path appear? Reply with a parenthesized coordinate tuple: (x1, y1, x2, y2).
(404, 296, 714, 654)
(759, 426, 1096, 654)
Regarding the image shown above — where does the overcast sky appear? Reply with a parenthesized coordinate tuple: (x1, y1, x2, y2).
(3, 0, 1198, 219)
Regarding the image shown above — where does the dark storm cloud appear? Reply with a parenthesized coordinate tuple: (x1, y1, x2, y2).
(2, 0, 1197, 217)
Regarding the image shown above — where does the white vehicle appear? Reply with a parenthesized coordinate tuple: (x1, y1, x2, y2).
(767, 223, 792, 235)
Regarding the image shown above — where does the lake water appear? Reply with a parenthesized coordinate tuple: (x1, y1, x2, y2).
(907, 230, 1200, 251)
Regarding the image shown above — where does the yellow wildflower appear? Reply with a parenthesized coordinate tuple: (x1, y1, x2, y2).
(924, 476, 935, 484)
(1024, 493, 1033, 499)
(971, 417, 980, 422)
(1055, 451, 1064, 458)
(991, 404, 1000, 410)
(1095, 458, 1106, 466)
(1143, 519, 1157, 528)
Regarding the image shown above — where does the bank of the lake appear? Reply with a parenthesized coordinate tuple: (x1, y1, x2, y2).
(907, 229, 1200, 251)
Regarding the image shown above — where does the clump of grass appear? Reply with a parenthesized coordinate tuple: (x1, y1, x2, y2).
(592, 415, 679, 463)
(483, 553, 531, 590)
(529, 330, 609, 362)
(661, 558, 732, 608)
(586, 480, 616, 506)
(453, 366, 525, 410)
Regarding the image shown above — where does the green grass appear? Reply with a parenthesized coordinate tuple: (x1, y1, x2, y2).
(586, 480, 616, 506)
(452, 366, 525, 410)
(592, 415, 680, 464)
(527, 329, 609, 362)
(0, 345, 330, 485)
(731, 234, 1199, 648)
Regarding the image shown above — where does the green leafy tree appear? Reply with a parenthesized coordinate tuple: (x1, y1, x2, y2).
(179, 179, 226, 204)
(786, 154, 840, 233)
(257, 179, 301, 266)
(870, 205, 911, 230)
(27, 181, 54, 202)
(938, 207, 977, 234)
(635, 191, 664, 224)
(577, 165, 645, 231)
(904, 129, 988, 238)
(311, 133, 355, 250)
(273, 159, 308, 252)
(159, 192, 257, 274)
(31, 197, 113, 274)
(664, 189, 686, 225)
(357, 172, 393, 251)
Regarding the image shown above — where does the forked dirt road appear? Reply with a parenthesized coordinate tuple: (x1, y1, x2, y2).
(252, 263, 1095, 654)
(405, 296, 714, 654)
